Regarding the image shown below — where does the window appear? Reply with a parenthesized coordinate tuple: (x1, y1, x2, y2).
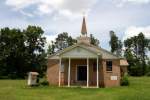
(106, 61, 112, 71)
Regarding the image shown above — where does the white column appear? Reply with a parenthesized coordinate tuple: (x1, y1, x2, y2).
(59, 58, 61, 87)
(87, 58, 89, 87)
(68, 58, 71, 87)
(97, 57, 99, 88)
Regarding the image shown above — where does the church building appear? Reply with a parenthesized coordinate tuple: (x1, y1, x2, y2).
(47, 17, 128, 88)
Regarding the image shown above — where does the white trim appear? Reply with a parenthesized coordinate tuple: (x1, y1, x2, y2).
(68, 58, 71, 87)
(87, 58, 89, 87)
(59, 58, 61, 87)
(96, 57, 99, 88)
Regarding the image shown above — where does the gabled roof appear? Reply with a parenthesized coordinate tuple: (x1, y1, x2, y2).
(48, 42, 121, 59)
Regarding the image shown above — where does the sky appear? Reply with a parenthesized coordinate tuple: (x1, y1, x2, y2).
(0, 0, 150, 53)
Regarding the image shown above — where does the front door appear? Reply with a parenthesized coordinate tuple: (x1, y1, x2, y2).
(77, 65, 87, 81)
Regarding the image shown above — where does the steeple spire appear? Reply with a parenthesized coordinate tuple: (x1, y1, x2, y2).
(81, 16, 87, 35)
(77, 16, 90, 44)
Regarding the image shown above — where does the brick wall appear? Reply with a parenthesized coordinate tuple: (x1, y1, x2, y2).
(47, 60, 59, 85)
(102, 59, 121, 87)
(47, 59, 121, 87)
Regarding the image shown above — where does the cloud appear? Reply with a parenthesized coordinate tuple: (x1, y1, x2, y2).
(37, 4, 53, 15)
(124, 0, 150, 4)
(123, 26, 150, 40)
(20, 10, 34, 17)
(5, 0, 38, 9)
(113, 0, 150, 7)
(5, 0, 98, 18)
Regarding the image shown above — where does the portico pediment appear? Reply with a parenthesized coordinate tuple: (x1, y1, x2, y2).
(60, 46, 98, 58)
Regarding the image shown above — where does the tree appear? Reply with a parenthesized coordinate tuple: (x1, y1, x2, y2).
(67, 36, 77, 46)
(0, 28, 26, 78)
(90, 34, 100, 46)
(54, 32, 76, 51)
(23, 26, 46, 75)
(47, 41, 55, 55)
(124, 33, 150, 76)
(137, 33, 149, 56)
(0, 26, 46, 78)
(117, 40, 123, 56)
(137, 33, 149, 74)
(109, 31, 122, 56)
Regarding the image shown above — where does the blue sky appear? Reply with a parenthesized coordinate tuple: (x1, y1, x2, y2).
(0, 0, 150, 53)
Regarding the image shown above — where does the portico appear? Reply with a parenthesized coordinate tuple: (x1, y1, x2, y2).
(58, 56, 100, 88)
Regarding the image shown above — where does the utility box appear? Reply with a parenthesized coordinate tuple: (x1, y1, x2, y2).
(27, 72, 39, 86)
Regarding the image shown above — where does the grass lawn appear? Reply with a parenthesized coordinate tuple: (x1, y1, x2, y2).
(0, 77, 150, 100)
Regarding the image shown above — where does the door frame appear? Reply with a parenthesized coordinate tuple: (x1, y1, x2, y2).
(76, 65, 87, 82)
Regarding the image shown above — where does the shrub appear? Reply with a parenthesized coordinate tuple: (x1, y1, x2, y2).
(0, 76, 9, 79)
(121, 73, 129, 86)
(8, 73, 18, 79)
(40, 80, 49, 86)
(146, 72, 150, 76)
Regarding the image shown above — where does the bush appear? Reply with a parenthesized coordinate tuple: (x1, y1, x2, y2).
(146, 72, 150, 76)
(121, 74, 129, 86)
(8, 73, 18, 79)
(40, 80, 49, 86)
(0, 76, 9, 79)
(129, 64, 143, 76)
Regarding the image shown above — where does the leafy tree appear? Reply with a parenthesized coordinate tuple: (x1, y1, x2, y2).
(54, 32, 76, 51)
(109, 31, 118, 53)
(47, 41, 55, 55)
(0, 28, 26, 78)
(67, 36, 77, 46)
(137, 33, 149, 55)
(90, 34, 100, 46)
(23, 26, 46, 76)
(117, 40, 123, 56)
(0, 26, 46, 78)
(109, 31, 122, 56)
(124, 33, 150, 76)
(124, 49, 135, 75)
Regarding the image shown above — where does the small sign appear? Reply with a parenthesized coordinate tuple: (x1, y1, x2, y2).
(111, 76, 117, 80)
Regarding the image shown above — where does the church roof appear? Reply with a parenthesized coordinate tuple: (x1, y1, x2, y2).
(48, 42, 121, 59)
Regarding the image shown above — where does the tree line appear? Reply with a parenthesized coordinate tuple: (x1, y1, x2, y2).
(109, 31, 150, 76)
(0, 26, 150, 79)
(0, 26, 46, 78)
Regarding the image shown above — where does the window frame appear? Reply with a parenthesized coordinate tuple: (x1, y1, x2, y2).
(106, 60, 113, 72)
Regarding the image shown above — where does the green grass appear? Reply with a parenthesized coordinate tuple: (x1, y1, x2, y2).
(0, 77, 150, 100)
